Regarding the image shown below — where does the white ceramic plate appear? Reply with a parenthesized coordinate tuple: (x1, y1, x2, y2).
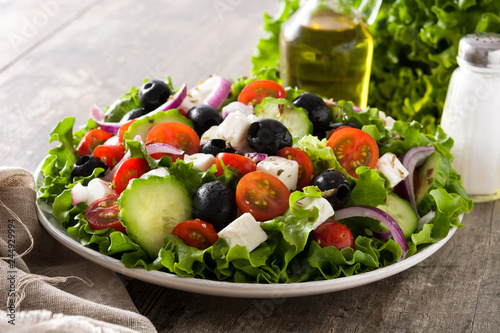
(34, 165, 457, 298)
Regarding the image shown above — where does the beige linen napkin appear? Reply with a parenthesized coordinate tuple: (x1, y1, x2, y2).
(0, 167, 157, 333)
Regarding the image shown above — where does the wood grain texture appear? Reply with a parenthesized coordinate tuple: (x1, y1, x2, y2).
(1, 1, 499, 332)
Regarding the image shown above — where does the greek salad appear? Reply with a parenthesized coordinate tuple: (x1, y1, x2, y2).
(37, 69, 473, 283)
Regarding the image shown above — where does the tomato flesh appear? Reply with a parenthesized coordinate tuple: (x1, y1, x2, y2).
(146, 122, 200, 155)
(112, 157, 151, 193)
(118, 119, 137, 144)
(235, 171, 290, 221)
(77, 128, 112, 156)
(171, 219, 218, 250)
(314, 221, 354, 250)
(326, 127, 379, 178)
(85, 194, 126, 233)
(237, 80, 286, 106)
(214, 153, 257, 177)
(92, 144, 125, 168)
(278, 147, 314, 190)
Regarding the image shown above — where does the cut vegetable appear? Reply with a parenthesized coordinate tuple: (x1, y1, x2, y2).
(400, 146, 435, 215)
(118, 176, 192, 258)
(377, 192, 418, 240)
(335, 206, 409, 260)
(188, 76, 232, 109)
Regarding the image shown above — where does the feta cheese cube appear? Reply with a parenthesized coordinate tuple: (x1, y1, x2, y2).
(184, 153, 215, 171)
(217, 111, 252, 151)
(256, 156, 299, 191)
(200, 125, 220, 144)
(297, 197, 335, 229)
(379, 111, 396, 130)
(86, 178, 114, 205)
(221, 101, 254, 118)
(218, 213, 268, 252)
(140, 167, 170, 179)
(376, 153, 409, 188)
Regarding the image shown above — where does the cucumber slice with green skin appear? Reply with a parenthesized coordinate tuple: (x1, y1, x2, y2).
(377, 192, 418, 239)
(254, 97, 313, 138)
(118, 175, 192, 258)
(123, 109, 193, 142)
(415, 152, 451, 204)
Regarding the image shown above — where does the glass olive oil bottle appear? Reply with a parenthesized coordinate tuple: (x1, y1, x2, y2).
(280, 1, 374, 108)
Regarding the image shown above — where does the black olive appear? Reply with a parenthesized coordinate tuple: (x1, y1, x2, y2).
(71, 155, 108, 179)
(247, 119, 292, 155)
(192, 181, 237, 232)
(310, 170, 351, 210)
(187, 104, 223, 136)
(199, 139, 235, 156)
(139, 80, 172, 111)
(293, 92, 332, 134)
(328, 121, 361, 131)
(120, 107, 148, 122)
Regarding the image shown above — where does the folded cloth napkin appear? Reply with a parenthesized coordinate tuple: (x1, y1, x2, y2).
(0, 167, 157, 333)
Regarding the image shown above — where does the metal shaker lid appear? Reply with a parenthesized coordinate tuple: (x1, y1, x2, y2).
(458, 32, 500, 69)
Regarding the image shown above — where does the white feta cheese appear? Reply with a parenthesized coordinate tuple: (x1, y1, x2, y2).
(376, 152, 409, 188)
(86, 178, 114, 205)
(256, 156, 299, 191)
(247, 114, 259, 123)
(379, 111, 396, 130)
(140, 167, 170, 179)
(71, 182, 88, 206)
(297, 197, 335, 229)
(216, 111, 252, 151)
(221, 101, 254, 119)
(183, 153, 215, 172)
(200, 125, 220, 145)
(218, 213, 268, 252)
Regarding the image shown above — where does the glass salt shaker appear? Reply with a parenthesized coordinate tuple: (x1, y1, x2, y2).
(440, 32, 500, 202)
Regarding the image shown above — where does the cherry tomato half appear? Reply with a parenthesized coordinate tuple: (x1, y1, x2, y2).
(235, 171, 290, 221)
(77, 128, 113, 156)
(118, 119, 137, 144)
(171, 219, 218, 250)
(214, 153, 257, 177)
(146, 122, 200, 155)
(237, 80, 286, 106)
(278, 147, 314, 190)
(85, 194, 126, 233)
(326, 127, 379, 178)
(92, 144, 125, 168)
(112, 157, 151, 193)
(314, 221, 354, 250)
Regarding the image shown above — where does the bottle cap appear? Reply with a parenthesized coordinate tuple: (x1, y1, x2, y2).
(458, 33, 500, 69)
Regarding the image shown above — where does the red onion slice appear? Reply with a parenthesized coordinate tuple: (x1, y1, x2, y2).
(188, 76, 232, 109)
(400, 146, 435, 215)
(145, 143, 184, 156)
(335, 206, 409, 260)
(243, 152, 268, 163)
(90, 105, 123, 135)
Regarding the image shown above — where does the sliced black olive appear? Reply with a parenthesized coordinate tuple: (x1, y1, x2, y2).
(120, 107, 148, 122)
(310, 170, 351, 210)
(293, 92, 332, 135)
(247, 118, 292, 155)
(71, 155, 108, 179)
(192, 181, 237, 232)
(199, 139, 235, 156)
(139, 80, 172, 111)
(187, 104, 223, 137)
(328, 121, 361, 131)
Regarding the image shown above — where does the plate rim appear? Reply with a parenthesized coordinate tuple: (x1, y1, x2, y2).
(34, 162, 457, 298)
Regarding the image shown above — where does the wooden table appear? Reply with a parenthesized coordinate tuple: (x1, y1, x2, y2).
(1, 1, 498, 332)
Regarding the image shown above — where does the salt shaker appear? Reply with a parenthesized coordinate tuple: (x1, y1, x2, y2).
(440, 32, 500, 202)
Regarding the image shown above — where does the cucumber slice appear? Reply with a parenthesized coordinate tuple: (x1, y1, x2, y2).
(377, 192, 418, 239)
(118, 176, 191, 257)
(254, 97, 313, 138)
(123, 109, 193, 142)
(415, 152, 451, 205)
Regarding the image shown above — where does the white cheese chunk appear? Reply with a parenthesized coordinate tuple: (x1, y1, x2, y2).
(184, 153, 215, 172)
(140, 167, 170, 179)
(256, 156, 299, 191)
(218, 213, 268, 252)
(376, 152, 409, 188)
(297, 197, 335, 229)
(200, 125, 220, 145)
(221, 101, 254, 118)
(247, 114, 259, 123)
(216, 111, 252, 151)
(86, 178, 114, 205)
(379, 111, 396, 130)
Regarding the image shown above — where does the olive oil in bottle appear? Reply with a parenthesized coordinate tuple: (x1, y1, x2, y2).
(280, 3, 373, 108)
